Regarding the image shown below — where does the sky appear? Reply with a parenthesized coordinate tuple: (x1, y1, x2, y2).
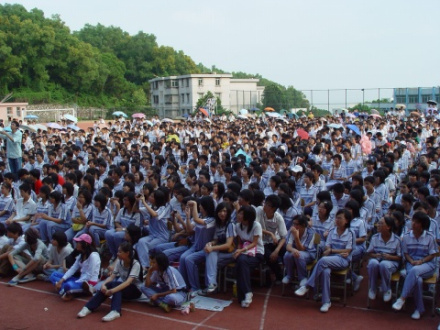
(7, 0, 440, 108)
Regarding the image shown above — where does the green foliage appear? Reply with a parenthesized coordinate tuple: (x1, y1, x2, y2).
(262, 83, 310, 110)
(349, 103, 373, 113)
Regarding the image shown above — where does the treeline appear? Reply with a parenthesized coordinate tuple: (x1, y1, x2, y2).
(0, 4, 308, 111)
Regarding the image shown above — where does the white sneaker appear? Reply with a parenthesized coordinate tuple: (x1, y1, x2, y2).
(392, 297, 405, 311)
(282, 276, 291, 284)
(383, 290, 392, 302)
(353, 275, 363, 292)
(299, 278, 308, 287)
(77, 307, 92, 318)
(241, 300, 250, 308)
(18, 274, 36, 283)
(411, 310, 420, 320)
(207, 283, 217, 293)
(320, 302, 331, 313)
(368, 289, 376, 300)
(294, 286, 309, 297)
(102, 310, 121, 322)
(244, 292, 253, 305)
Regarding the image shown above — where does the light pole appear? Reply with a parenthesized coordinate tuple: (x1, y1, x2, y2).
(362, 89, 365, 107)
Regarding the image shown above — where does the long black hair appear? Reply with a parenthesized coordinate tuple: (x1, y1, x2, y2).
(119, 241, 142, 280)
(214, 202, 232, 228)
(239, 205, 257, 234)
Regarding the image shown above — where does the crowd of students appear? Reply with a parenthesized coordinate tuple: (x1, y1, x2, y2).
(0, 107, 439, 324)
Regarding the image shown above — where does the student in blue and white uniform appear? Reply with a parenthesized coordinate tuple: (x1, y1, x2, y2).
(105, 192, 141, 260)
(295, 209, 354, 313)
(37, 191, 71, 243)
(277, 193, 301, 231)
(179, 197, 216, 295)
(392, 212, 438, 320)
(80, 193, 112, 247)
(282, 215, 316, 286)
(367, 216, 402, 302)
(310, 200, 335, 251)
(65, 189, 93, 242)
(0, 183, 14, 223)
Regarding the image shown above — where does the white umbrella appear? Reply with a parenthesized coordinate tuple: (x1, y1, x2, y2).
(239, 109, 249, 115)
(19, 124, 37, 132)
(67, 124, 80, 131)
(34, 124, 47, 131)
(161, 118, 174, 123)
(64, 114, 78, 123)
(266, 112, 282, 118)
(46, 123, 64, 130)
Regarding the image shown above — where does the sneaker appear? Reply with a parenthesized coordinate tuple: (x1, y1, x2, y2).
(320, 302, 331, 313)
(354, 275, 364, 292)
(368, 289, 376, 300)
(244, 292, 253, 306)
(82, 281, 96, 296)
(189, 290, 198, 299)
(159, 302, 171, 313)
(392, 297, 405, 311)
(77, 307, 92, 318)
(61, 293, 73, 301)
(8, 276, 20, 286)
(294, 285, 309, 297)
(241, 300, 250, 308)
(299, 278, 308, 287)
(18, 274, 36, 283)
(383, 289, 392, 302)
(207, 283, 217, 293)
(102, 310, 121, 322)
(411, 310, 421, 320)
(282, 276, 291, 284)
(37, 274, 49, 281)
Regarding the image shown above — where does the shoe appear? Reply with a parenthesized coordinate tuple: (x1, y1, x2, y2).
(206, 283, 217, 293)
(159, 302, 171, 313)
(320, 302, 331, 313)
(18, 274, 36, 283)
(411, 310, 420, 320)
(299, 278, 308, 287)
(241, 300, 250, 308)
(189, 291, 198, 299)
(77, 307, 92, 318)
(368, 289, 376, 300)
(295, 285, 309, 297)
(354, 275, 363, 292)
(392, 297, 405, 311)
(102, 310, 121, 322)
(8, 276, 20, 286)
(37, 274, 49, 281)
(282, 276, 291, 284)
(244, 292, 253, 306)
(82, 281, 96, 296)
(383, 290, 392, 302)
(61, 293, 73, 301)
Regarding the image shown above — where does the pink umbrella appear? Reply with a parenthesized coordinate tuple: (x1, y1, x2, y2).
(370, 114, 381, 119)
(296, 128, 309, 140)
(132, 113, 146, 119)
(360, 134, 372, 155)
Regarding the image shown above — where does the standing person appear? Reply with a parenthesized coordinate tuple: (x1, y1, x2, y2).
(0, 120, 23, 176)
(77, 242, 142, 322)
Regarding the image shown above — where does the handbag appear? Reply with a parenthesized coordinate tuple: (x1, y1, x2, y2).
(240, 241, 256, 257)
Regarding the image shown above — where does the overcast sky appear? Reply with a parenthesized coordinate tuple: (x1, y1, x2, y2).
(8, 0, 440, 107)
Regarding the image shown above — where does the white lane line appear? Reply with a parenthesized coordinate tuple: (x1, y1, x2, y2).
(0, 282, 227, 330)
(192, 312, 217, 330)
(259, 287, 272, 330)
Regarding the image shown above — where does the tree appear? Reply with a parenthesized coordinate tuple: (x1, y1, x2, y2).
(263, 84, 284, 110)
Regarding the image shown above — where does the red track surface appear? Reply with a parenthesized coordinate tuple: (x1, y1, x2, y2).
(0, 273, 438, 330)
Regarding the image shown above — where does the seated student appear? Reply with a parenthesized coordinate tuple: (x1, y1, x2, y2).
(141, 252, 187, 313)
(5, 183, 37, 231)
(367, 216, 402, 302)
(0, 182, 14, 223)
(81, 193, 112, 247)
(282, 215, 316, 286)
(39, 231, 74, 281)
(77, 242, 143, 322)
(0, 223, 8, 249)
(392, 211, 438, 320)
(295, 209, 354, 313)
(0, 223, 24, 276)
(8, 227, 49, 285)
(50, 233, 101, 301)
(37, 191, 71, 243)
(64, 189, 93, 242)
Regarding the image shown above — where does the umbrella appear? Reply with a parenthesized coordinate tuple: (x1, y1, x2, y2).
(266, 112, 282, 118)
(296, 128, 309, 140)
(239, 109, 249, 115)
(276, 118, 289, 124)
(250, 107, 260, 111)
(370, 114, 382, 119)
(237, 114, 248, 120)
(204, 118, 212, 123)
(0, 126, 12, 132)
(410, 111, 421, 117)
(46, 123, 64, 130)
(112, 111, 128, 118)
(145, 120, 154, 126)
(395, 104, 406, 110)
(182, 113, 190, 118)
(67, 124, 80, 131)
(427, 99, 437, 105)
(19, 124, 37, 132)
(34, 124, 47, 131)
(328, 123, 343, 129)
(161, 118, 174, 123)
(370, 109, 380, 115)
(24, 114, 38, 120)
(347, 124, 361, 136)
(63, 114, 78, 123)
(199, 108, 209, 117)
(174, 116, 186, 121)
(132, 113, 146, 119)
(264, 107, 275, 112)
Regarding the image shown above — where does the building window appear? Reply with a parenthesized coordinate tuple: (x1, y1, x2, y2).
(198, 93, 204, 100)
(181, 94, 185, 103)
(395, 95, 406, 103)
(153, 95, 159, 104)
(186, 78, 189, 87)
(7, 107, 12, 115)
(422, 95, 431, 103)
(186, 93, 190, 103)
(172, 80, 179, 87)
(198, 79, 203, 87)
(408, 95, 418, 103)
(215, 93, 221, 99)
(16, 107, 21, 117)
(215, 78, 220, 86)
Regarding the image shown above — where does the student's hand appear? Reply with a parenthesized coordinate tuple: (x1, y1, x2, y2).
(55, 280, 63, 290)
(101, 285, 107, 294)
(105, 288, 113, 296)
(323, 249, 331, 256)
(270, 250, 279, 262)
(86, 221, 92, 228)
(340, 252, 349, 258)
(292, 249, 300, 258)
(271, 233, 278, 245)
(150, 294, 158, 301)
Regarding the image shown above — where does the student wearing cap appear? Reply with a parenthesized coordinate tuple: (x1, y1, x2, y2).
(50, 233, 101, 301)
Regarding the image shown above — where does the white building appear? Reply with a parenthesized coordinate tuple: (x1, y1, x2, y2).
(149, 73, 264, 118)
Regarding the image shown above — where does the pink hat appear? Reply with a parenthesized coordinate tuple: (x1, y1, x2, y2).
(73, 233, 92, 244)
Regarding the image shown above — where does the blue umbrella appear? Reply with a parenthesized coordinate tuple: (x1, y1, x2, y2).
(24, 114, 39, 120)
(347, 124, 361, 136)
(250, 107, 260, 111)
(112, 111, 128, 118)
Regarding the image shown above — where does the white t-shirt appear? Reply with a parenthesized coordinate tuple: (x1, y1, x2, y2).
(235, 221, 264, 255)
